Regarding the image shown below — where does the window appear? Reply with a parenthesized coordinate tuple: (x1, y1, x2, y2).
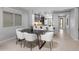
(3, 12, 13, 27)
(15, 14, 22, 26)
(3, 11, 22, 27)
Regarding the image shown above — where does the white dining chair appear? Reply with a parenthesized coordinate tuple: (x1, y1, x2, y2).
(42, 26, 47, 30)
(16, 28, 23, 32)
(40, 32, 54, 51)
(16, 30, 25, 48)
(48, 26, 53, 32)
(23, 32, 37, 51)
(16, 28, 25, 39)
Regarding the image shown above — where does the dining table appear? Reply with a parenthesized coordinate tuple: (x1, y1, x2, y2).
(21, 28, 47, 49)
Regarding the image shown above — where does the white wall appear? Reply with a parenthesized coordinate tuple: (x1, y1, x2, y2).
(65, 14, 70, 33)
(0, 7, 29, 41)
(28, 10, 33, 27)
(22, 12, 29, 28)
(69, 8, 78, 40)
(78, 8, 79, 39)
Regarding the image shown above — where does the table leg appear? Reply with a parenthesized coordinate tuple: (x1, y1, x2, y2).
(37, 34, 46, 50)
(37, 34, 40, 48)
(39, 41, 46, 49)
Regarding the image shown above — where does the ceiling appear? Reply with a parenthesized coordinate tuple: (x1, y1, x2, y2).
(23, 7, 73, 10)
(13, 7, 74, 13)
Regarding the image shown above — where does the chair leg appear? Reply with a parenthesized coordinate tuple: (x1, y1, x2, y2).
(16, 39, 19, 45)
(20, 41, 22, 48)
(31, 43, 32, 51)
(16, 37, 18, 44)
(16, 40, 18, 44)
(20, 39, 25, 48)
(50, 41, 52, 51)
(24, 40, 26, 48)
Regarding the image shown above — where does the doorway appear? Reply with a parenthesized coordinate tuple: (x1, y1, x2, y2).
(58, 16, 66, 32)
(60, 18, 63, 29)
(58, 16, 64, 30)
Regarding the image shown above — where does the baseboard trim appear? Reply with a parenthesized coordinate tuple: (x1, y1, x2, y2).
(66, 32, 79, 41)
(73, 39, 79, 41)
(0, 36, 16, 44)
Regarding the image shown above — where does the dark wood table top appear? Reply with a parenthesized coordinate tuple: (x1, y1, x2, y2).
(20, 28, 47, 34)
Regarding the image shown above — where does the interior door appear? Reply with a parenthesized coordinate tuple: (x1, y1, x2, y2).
(58, 17, 64, 30)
